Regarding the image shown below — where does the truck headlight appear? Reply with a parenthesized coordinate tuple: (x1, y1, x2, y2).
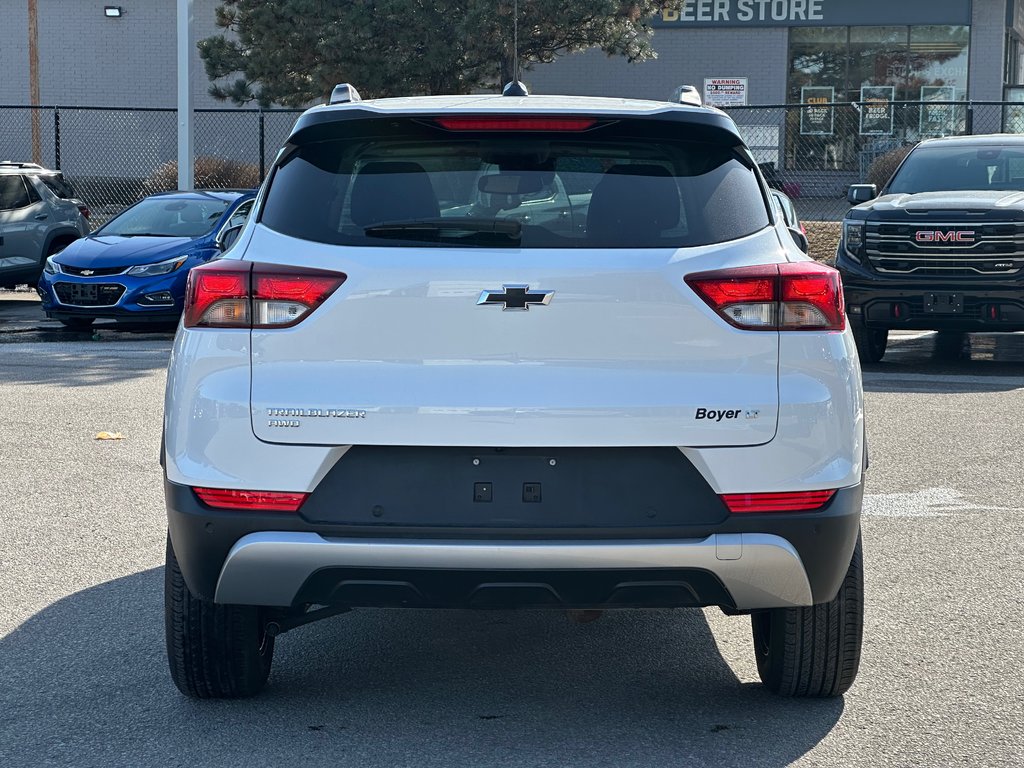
(843, 220, 865, 262)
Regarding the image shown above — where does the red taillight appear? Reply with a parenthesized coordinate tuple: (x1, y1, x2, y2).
(253, 269, 344, 327)
(721, 490, 836, 513)
(685, 262, 845, 331)
(435, 116, 598, 131)
(185, 260, 250, 328)
(77, 204, 91, 219)
(194, 487, 308, 512)
(184, 262, 346, 329)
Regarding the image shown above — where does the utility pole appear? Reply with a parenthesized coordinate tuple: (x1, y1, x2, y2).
(177, 0, 194, 190)
(27, 0, 41, 164)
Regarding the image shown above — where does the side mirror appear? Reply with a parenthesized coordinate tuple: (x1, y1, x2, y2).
(215, 224, 243, 251)
(847, 184, 877, 205)
(789, 227, 809, 254)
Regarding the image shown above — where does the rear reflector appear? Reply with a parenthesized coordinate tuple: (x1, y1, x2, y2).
(721, 490, 836, 513)
(435, 116, 598, 131)
(685, 262, 845, 331)
(194, 487, 308, 512)
(184, 261, 346, 329)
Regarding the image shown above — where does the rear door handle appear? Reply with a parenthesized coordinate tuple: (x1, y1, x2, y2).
(34, 213, 48, 220)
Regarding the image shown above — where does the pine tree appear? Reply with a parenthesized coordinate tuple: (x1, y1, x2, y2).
(198, 1, 684, 106)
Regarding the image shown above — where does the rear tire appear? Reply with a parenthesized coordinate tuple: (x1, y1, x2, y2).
(58, 317, 95, 330)
(851, 324, 887, 363)
(165, 534, 274, 698)
(750, 534, 863, 698)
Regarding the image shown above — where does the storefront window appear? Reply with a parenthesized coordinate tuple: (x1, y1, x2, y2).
(849, 27, 908, 98)
(908, 26, 970, 100)
(788, 27, 848, 103)
(786, 25, 970, 172)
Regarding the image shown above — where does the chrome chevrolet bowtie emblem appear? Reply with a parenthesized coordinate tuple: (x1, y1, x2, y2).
(477, 284, 554, 311)
(80, 269, 94, 276)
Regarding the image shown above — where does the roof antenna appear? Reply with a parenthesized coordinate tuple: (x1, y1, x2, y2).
(502, 0, 529, 96)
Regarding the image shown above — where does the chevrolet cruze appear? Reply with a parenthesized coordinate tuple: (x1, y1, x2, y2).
(38, 189, 254, 328)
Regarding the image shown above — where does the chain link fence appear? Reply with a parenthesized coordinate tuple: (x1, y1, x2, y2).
(724, 101, 1023, 221)
(3, 101, 1024, 226)
(0, 105, 302, 225)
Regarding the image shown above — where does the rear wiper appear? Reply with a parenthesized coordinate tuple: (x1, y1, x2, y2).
(363, 218, 522, 239)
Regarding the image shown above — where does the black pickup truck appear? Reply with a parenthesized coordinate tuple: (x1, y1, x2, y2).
(837, 135, 1024, 362)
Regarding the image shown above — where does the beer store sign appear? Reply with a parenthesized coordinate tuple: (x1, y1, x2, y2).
(656, 0, 969, 27)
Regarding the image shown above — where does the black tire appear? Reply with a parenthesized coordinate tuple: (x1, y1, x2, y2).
(750, 534, 863, 698)
(58, 317, 95, 330)
(851, 323, 887, 363)
(165, 534, 274, 698)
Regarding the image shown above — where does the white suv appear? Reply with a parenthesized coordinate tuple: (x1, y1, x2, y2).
(163, 86, 865, 699)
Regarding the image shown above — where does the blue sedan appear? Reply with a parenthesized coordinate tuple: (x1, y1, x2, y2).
(37, 190, 256, 328)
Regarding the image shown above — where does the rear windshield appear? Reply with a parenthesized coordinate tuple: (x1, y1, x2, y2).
(260, 122, 770, 248)
(38, 173, 77, 199)
(887, 145, 1024, 194)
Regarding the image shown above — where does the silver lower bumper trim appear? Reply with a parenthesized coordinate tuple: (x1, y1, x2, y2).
(214, 532, 813, 609)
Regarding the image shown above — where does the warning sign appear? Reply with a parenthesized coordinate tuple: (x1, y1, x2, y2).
(704, 78, 748, 108)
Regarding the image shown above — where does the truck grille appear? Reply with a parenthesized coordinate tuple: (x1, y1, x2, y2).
(54, 282, 125, 307)
(865, 221, 1024, 277)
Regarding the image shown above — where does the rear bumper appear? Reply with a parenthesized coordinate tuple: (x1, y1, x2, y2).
(214, 532, 813, 609)
(165, 478, 862, 611)
(838, 259, 1024, 331)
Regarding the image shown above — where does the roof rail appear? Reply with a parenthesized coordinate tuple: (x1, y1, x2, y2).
(328, 83, 362, 105)
(502, 80, 529, 97)
(671, 85, 702, 107)
(0, 161, 45, 169)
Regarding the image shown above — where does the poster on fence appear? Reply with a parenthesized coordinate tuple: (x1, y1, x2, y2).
(800, 87, 834, 135)
(703, 78, 748, 108)
(920, 86, 956, 137)
(860, 86, 894, 135)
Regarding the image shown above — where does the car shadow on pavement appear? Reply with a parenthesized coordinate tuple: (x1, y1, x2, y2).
(0, 569, 844, 767)
(865, 331, 1024, 389)
(0, 342, 170, 388)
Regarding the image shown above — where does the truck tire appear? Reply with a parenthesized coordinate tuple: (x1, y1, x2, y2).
(165, 534, 274, 698)
(851, 324, 887, 363)
(750, 534, 863, 698)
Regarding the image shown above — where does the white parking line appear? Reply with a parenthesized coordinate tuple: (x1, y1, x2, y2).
(862, 371, 1024, 390)
(887, 331, 934, 342)
(864, 487, 1024, 517)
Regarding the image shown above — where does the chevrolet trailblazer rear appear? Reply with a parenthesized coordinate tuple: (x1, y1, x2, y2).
(162, 86, 865, 700)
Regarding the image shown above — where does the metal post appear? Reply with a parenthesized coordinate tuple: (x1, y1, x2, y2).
(258, 108, 266, 181)
(965, 102, 974, 135)
(176, 0, 194, 191)
(53, 107, 61, 169)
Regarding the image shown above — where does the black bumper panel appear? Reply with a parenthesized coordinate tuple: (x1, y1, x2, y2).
(838, 260, 1024, 331)
(301, 446, 729, 529)
(292, 567, 734, 609)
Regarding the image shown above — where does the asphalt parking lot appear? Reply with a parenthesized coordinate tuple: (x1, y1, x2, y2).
(1, 297, 1022, 766)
